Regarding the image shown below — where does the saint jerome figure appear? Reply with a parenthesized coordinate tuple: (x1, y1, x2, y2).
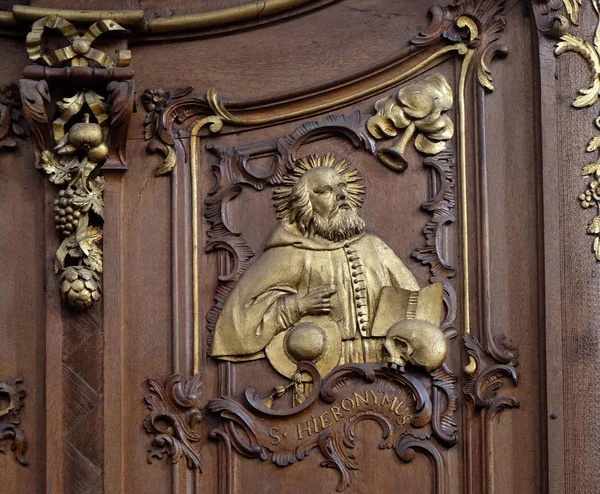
(212, 154, 446, 379)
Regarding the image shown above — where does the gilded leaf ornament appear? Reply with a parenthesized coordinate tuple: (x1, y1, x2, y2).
(564, 0, 583, 24)
(21, 16, 135, 310)
(555, 0, 600, 260)
(45, 104, 106, 310)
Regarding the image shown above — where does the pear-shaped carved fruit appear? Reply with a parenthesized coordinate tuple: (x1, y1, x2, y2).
(68, 113, 104, 150)
(87, 143, 109, 163)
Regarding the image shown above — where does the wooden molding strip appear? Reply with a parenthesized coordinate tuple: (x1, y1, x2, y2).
(147, 0, 315, 33)
(0, 10, 15, 26)
(3, 1, 319, 32)
(12, 6, 145, 26)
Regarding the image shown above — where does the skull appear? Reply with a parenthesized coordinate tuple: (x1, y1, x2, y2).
(383, 319, 447, 372)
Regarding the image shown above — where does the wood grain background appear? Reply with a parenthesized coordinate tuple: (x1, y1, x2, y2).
(0, 0, 597, 492)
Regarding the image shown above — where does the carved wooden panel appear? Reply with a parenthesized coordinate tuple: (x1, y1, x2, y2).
(0, 0, 593, 493)
(134, 2, 528, 492)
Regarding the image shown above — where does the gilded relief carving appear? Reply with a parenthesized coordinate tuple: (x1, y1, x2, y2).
(203, 113, 374, 363)
(211, 153, 448, 388)
(20, 15, 134, 310)
(367, 74, 454, 172)
(28, 88, 107, 310)
(555, 0, 600, 260)
(194, 111, 458, 486)
(140, 0, 521, 484)
(26, 15, 131, 68)
(47, 98, 107, 308)
(195, 101, 460, 487)
(0, 377, 28, 466)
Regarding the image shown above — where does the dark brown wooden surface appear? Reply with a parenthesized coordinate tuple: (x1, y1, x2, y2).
(554, 6, 600, 494)
(0, 0, 598, 493)
(0, 35, 45, 494)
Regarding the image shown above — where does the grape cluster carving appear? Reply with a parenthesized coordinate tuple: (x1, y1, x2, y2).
(40, 91, 108, 310)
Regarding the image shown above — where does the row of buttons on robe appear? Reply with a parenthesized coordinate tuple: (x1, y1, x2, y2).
(345, 242, 368, 337)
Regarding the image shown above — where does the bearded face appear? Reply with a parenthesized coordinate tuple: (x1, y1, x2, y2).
(285, 167, 365, 242)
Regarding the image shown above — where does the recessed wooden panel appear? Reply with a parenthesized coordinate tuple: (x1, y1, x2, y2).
(2, 1, 596, 493)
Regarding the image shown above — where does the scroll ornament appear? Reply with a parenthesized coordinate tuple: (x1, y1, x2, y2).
(142, 87, 193, 176)
(367, 74, 454, 172)
(144, 373, 204, 470)
(209, 363, 457, 492)
(535, 0, 581, 36)
(555, 0, 600, 260)
(0, 377, 28, 466)
(0, 84, 27, 151)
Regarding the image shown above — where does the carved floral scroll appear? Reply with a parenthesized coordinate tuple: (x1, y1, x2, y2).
(0, 84, 27, 151)
(209, 363, 457, 492)
(139, 0, 521, 488)
(0, 377, 28, 466)
(555, 0, 600, 261)
(144, 373, 204, 469)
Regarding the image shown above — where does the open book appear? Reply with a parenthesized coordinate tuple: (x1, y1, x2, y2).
(370, 282, 444, 338)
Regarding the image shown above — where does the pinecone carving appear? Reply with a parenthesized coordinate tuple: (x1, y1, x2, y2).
(60, 266, 101, 311)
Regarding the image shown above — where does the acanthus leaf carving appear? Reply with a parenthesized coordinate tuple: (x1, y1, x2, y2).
(208, 363, 454, 492)
(555, 0, 600, 261)
(564, 0, 583, 24)
(144, 373, 204, 470)
(0, 84, 27, 151)
(0, 377, 28, 466)
(142, 87, 193, 175)
(20, 79, 51, 164)
(412, 1, 508, 92)
(105, 80, 135, 169)
(463, 333, 519, 419)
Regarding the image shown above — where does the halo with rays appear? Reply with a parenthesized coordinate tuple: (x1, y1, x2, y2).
(273, 154, 365, 218)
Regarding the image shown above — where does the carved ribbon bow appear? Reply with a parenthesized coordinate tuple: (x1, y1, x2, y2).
(26, 15, 130, 68)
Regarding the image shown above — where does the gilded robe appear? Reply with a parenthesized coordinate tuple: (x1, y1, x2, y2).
(211, 223, 419, 363)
